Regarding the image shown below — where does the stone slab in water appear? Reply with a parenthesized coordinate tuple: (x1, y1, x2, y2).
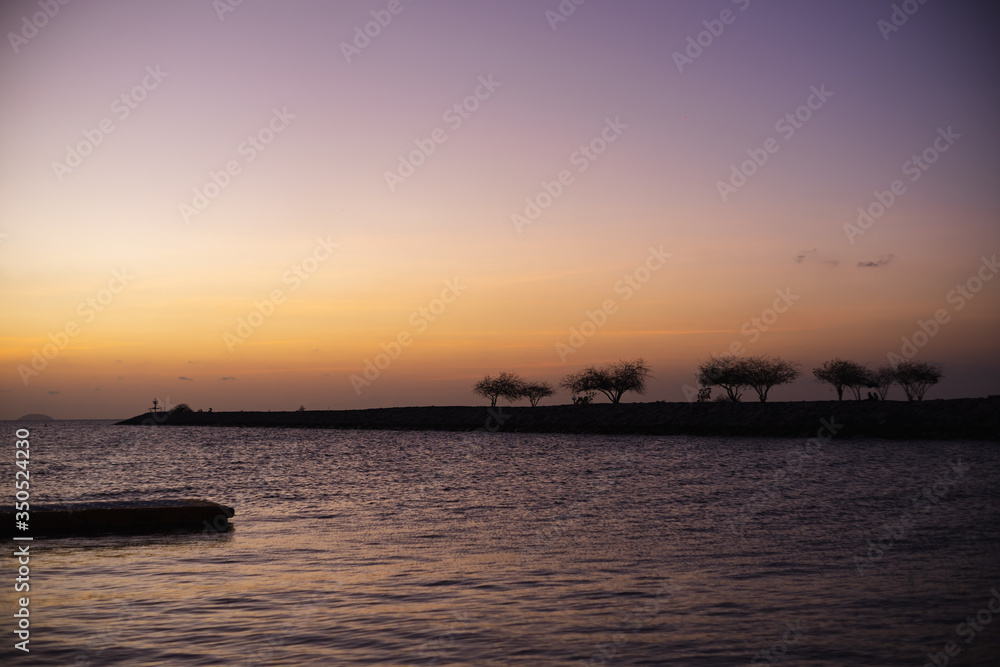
(1, 499, 234, 537)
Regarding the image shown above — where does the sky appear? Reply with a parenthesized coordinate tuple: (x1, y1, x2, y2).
(1, 0, 998, 419)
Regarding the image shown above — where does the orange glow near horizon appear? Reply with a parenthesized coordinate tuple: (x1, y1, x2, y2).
(2, 2, 999, 418)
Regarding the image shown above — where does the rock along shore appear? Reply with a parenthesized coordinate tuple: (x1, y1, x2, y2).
(116, 398, 1000, 441)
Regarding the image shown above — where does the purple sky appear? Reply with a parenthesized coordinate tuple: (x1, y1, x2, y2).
(2, 0, 998, 418)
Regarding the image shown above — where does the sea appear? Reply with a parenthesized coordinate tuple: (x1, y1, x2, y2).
(2, 420, 999, 666)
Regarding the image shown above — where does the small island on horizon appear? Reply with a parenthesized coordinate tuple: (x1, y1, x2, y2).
(17, 413, 54, 421)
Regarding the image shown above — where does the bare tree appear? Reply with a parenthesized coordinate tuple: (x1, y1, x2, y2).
(869, 364, 896, 400)
(697, 355, 749, 402)
(521, 381, 555, 407)
(560, 359, 651, 404)
(812, 358, 870, 401)
(472, 371, 524, 407)
(894, 360, 942, 401)
(742, 355, 800, 402)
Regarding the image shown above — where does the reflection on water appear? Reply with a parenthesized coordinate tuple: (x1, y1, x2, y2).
(2, 421, 999, 665)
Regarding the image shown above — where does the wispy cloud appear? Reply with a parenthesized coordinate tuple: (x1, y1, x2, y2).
(178, 376, 194, 381)
(220, 376, 235, 381)
(48, 390, 59, 395)
(795, 248, 840, 268)
(858, 254, 894, 268)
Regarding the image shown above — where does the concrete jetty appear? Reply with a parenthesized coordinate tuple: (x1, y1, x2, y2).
(115, 397, 1000, 440)
(2, 499, 234, 538)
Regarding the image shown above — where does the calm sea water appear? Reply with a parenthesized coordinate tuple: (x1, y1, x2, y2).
(2, 420, 999, 666)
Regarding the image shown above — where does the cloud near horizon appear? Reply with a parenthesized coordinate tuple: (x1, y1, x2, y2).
(795, 249, 840, 268)
(794, 249, 817, 264)
(858, 254, 895, 268)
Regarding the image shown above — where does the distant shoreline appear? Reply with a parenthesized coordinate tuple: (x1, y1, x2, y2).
(116, 398, 1000, 441)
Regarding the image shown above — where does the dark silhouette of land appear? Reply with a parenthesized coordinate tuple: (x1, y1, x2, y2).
(116, 398, 1000, 441)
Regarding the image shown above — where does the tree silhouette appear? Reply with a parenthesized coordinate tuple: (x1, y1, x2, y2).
(869, 364, 896, 400)
(521, 381, 555, 407)
(561, 359, 651, 404)
(812, 359, 870, 400)
(742, 355, 800, 402)
(894, 360, 942, 401)
(472, 372, 524, 407)
(697, 355, 749, 402)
